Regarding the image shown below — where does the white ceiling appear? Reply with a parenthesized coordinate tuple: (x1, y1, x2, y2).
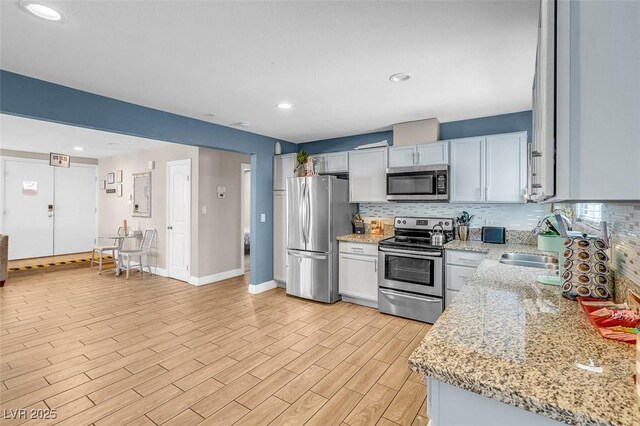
(0, 1, 539, 143)
(0, 114, 171, 159)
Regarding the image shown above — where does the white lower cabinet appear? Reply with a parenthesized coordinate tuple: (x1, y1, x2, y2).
(339, 242, 379, 307)
(445, 249, 487, 307)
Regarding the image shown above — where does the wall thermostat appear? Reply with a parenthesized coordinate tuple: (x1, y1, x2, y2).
(217, 186, 226, 199)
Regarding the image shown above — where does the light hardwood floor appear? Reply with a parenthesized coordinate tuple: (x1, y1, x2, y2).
(0, 268, 430, 425)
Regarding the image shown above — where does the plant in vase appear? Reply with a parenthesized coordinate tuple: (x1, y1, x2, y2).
(455, 211, 475, 241)
(295, 151, 310, 177)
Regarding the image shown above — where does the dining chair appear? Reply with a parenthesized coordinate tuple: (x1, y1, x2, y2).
(120, 228, 156, 279)
(91, 226, 124, 274)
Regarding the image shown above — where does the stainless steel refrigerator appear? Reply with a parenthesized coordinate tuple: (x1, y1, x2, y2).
(286, 175, 355, 303)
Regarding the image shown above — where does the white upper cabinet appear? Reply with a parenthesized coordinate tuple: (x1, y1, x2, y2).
(532, 0, 640, 201)
(348, 148, 388, 203)
(315, 151, 349, 174)
(388, 146, 416, 168)
(417, 141, 449, 165)
(450, 132, 527, 204)
(450, 137, 484, 203)
(485, 133, 527, 203)
(273, 153, 296, 191)
(388, 141, 449, 167)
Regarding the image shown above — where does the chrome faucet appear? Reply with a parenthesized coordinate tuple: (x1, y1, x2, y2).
(532, 210, 573, 236)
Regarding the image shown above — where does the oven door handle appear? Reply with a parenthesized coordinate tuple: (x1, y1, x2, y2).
(379, 288, 442, 303)
(379, 248, 442, 258)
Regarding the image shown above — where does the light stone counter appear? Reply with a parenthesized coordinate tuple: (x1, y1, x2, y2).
(336, 234, 390, 244)
(409, 243, 638, 425)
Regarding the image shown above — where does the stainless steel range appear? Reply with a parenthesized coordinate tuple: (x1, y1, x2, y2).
(378, 217, 454, 323)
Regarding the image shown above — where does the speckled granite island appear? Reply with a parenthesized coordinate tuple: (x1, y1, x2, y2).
(409, 241, 638, 426)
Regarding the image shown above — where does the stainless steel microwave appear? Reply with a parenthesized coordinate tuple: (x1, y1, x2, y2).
(386, 165, 449, 201)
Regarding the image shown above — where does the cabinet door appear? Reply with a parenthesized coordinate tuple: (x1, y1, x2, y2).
(273, 191, 287, 282)
(416, 141, 449, 165)
(274, 154, 296, 191)
(313, 154, 327, 174)
(388, 146, 416, 167)
(339, 253, 378, 302)
(324, 152, 349, 173)
(449, 137, 485, 203)
(348, 148, 388, 203)
(485, 133, 527, 203)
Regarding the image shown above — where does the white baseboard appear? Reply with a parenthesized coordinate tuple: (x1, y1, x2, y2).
(189, 268, 244, 286)
(248, 280, 277, 294)
(149, 266, 167, 277)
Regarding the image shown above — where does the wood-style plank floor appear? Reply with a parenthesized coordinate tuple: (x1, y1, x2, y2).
(0, 268, 430, 425)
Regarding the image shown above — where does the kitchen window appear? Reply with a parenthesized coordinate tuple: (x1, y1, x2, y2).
(576, 203, 603, 224)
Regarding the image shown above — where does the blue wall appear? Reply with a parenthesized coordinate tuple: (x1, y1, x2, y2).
(301, 110, 532, 153)
(0, 70, 296, 286)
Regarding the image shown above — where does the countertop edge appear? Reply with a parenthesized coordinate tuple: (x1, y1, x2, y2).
(407, 361, 609, 426)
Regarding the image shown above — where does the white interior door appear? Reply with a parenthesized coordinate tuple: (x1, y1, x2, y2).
(54, 165, 97, 254)
(2, 159, 54, 259)
(167, 159, 191, 282)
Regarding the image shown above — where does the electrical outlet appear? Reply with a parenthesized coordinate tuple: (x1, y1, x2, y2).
(260, 213, 266, 223)
(202, 206, 207, 214)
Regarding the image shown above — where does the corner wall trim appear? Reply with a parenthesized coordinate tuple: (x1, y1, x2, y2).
(189, 268, 244, 286)
(248, 280, 277, 294)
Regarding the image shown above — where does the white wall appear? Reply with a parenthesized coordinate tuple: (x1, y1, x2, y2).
(98, 144, 249, 282)
(243, 169, 251, 231)
(98, 144, 200, 275)
(198, 149, 250, 277)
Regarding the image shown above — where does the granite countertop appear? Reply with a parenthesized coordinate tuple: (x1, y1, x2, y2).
(336, 234, 390, 244)
(409, 246, 638, 425)
(444, 239, 548, 258)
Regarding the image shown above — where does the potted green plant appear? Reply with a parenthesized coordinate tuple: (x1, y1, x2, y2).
(295, 151, 311, 177)
(455, 211, 475, 241)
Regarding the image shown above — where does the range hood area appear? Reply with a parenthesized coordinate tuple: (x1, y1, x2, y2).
(392, 118, 440, 146)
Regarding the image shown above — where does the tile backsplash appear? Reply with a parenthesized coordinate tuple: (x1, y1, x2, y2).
(359, 203, 551, 231)
(567, 202, 640, 301)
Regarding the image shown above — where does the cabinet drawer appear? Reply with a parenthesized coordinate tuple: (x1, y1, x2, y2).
(446, 265, 476, 291)
(446, 249, 487, 268)
(339, 241, 378, 256)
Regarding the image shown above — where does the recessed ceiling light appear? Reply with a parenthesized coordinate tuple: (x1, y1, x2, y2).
(107, 142, 119, 146)
(389, 73, 413, 83)
(276, 103, 292, 109)
(233, 121, 251, 127)
(20, 1, 63, 21)
(73, 146, 84, 151)
(204, 113, 217, 117)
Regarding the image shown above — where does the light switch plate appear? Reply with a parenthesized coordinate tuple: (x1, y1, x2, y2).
(202, 206, 207, 214)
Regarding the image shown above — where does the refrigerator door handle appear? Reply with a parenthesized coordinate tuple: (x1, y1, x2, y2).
(305, 180, 311, 244)
(287, 250, 327, 261)
(300, 180, 307, 245)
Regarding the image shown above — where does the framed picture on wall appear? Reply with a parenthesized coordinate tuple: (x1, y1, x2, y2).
(99, 180, 106, 190)
(107, 172, 115, 184)
(117, 184, 123, 197)
(116, 170, 123, 183)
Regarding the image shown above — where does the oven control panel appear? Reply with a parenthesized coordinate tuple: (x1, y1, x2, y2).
(394, 217, 454, 231)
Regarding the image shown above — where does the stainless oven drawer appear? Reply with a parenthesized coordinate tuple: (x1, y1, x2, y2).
(378, 249, 443, 298)
(378, 288, 443, 324)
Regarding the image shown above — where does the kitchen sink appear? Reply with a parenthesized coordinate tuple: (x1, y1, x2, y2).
(499, 253, 559, 270)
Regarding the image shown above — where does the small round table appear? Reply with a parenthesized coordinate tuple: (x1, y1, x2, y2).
(105, 234, 138, 277)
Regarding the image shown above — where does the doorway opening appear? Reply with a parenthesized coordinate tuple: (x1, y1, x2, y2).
(241, 163, 251, 275)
